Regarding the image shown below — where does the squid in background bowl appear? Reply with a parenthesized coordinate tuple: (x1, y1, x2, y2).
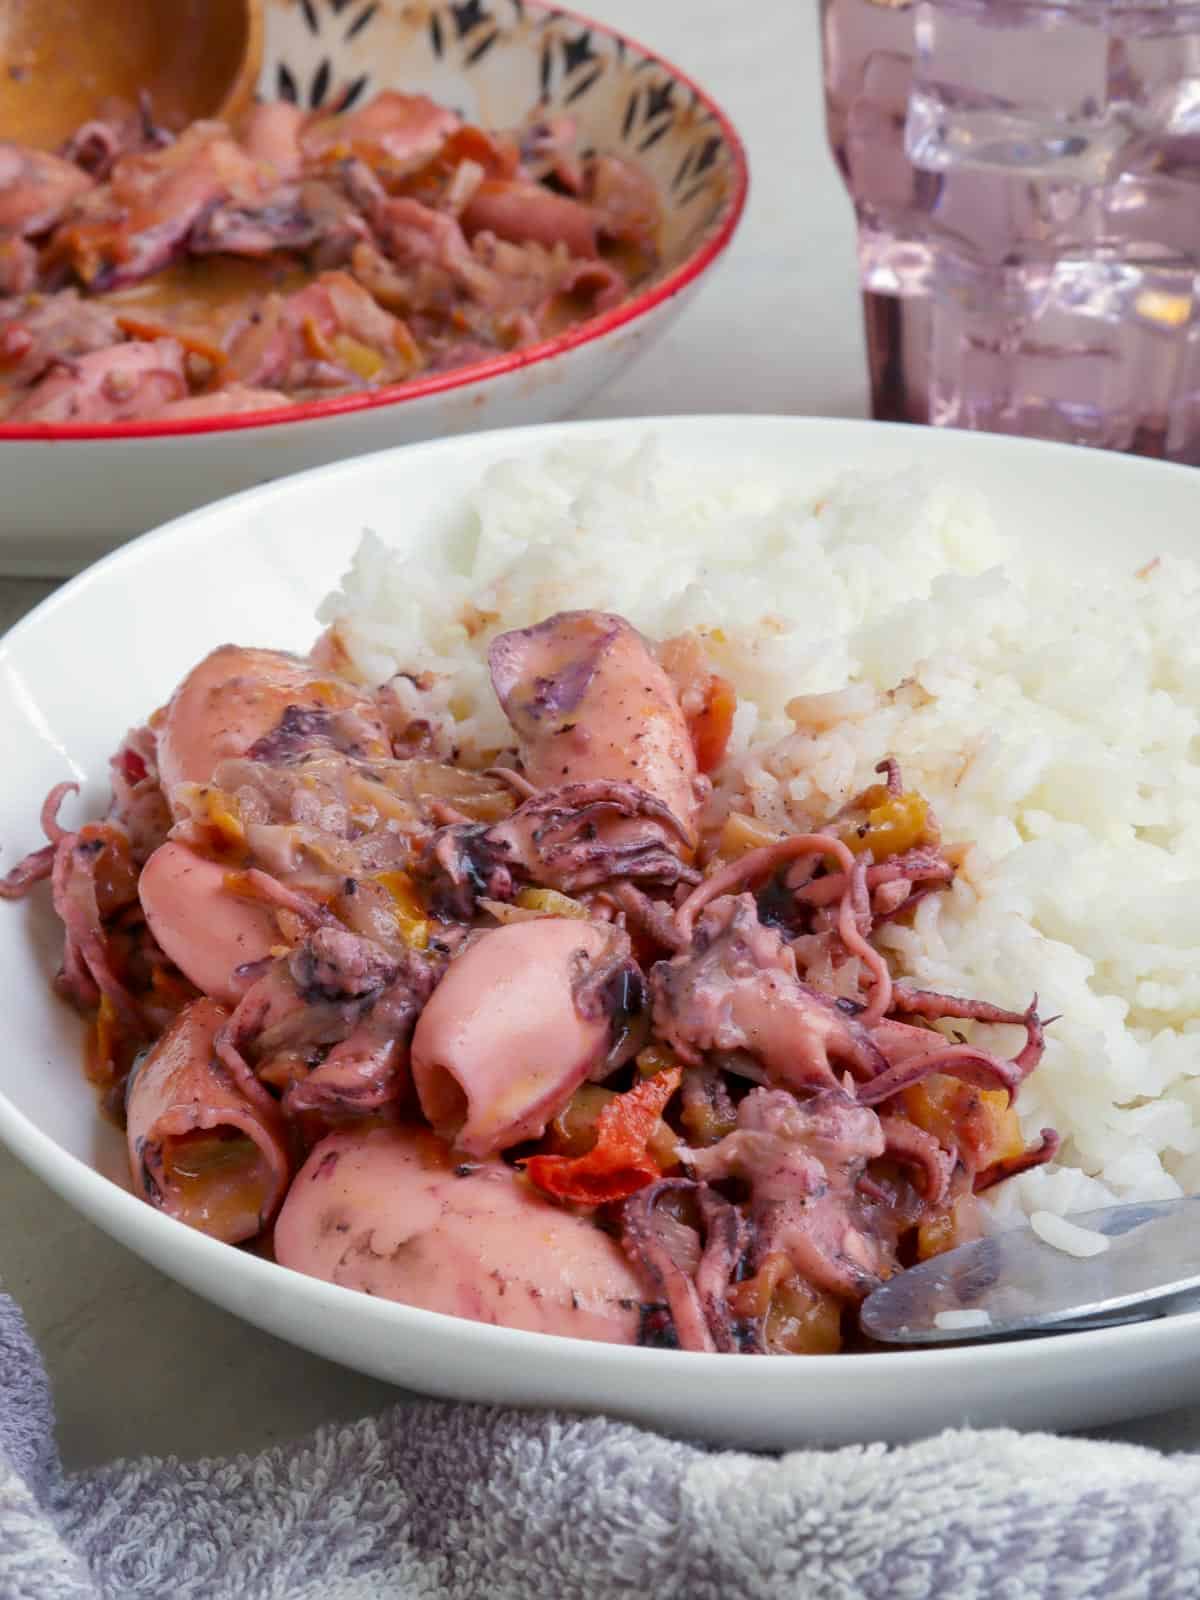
(0, 0, 747, 575)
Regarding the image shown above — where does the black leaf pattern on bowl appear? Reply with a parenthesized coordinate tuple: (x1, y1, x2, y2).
(678, 178, 716, 210)
(344, 3, 379, 42)
(450, 0, 489, 38)
(561, 30, 595, 75)
(643, 81, 675, 122)
(336, 72, 370, 112)
(672, 148, 695, 192)
(636, 118, 672, 154)
(621, 89, 639, 140)
(563, 63, 603, 106)
(465, 28, 501, 65)
(692, 134, 723, 176)
(265, 0, 736, 250)
(310, 58, 333, 108)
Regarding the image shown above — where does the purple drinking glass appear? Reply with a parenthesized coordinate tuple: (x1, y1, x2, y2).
(822, 0, 1200, 459)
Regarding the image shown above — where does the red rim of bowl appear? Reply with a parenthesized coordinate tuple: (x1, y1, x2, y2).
(0, 2, 749, 445)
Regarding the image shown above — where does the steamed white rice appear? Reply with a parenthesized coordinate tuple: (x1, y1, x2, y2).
(318, 438, 1200, 1224)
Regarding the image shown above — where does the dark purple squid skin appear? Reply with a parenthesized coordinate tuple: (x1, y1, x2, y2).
(61, 91, 174, 180)
(244, 702, 390, 766)
(877, 1115, 954, 1205)
(215, 925, 437, 1120)
(488, 614, 621, 730)
(189, 180, 371, 267)
(571, 940, 650, 1076)
(285, 971, 432, 1119)
(84, 218, 196, 293)
(690, 1088, 890, 1305)
(190, 194, 327, 256)
(289, 925, 400, 1005)
(485, 614, 704, 869)
(653, 891, 1046, 1107)
(622, 1179, 753, 1353)
(414, 778, 699, 921)
(649, 894, 888, 1093)
(694, 1186, 756, 1351)
(58, 123, 123, 180)
(635, 860, 1058, 1333)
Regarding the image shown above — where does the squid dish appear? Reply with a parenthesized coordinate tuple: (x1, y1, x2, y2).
(4, 610, 1059, 1353)
(0, 90, 658, 422)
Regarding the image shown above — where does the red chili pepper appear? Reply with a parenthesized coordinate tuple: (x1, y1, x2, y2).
(120, 748, 147, 785)
(522, 1066, 682, 1205)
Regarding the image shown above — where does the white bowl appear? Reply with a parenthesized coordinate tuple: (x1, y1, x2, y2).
(0, 0, 746, 576)
(3, 415, 1200, 1450)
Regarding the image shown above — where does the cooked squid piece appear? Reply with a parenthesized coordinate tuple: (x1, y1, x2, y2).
(237, 101, 306, 178)
(412, 609, 706, 912)
(650, 893, 888, 1092)
(274, 1124, 644, 1343)
(138, 841, 281, 1005)
(0, 142, 94, 236)
(416, 778, 696, 916)
(217, 925, 435, 1119)
(155, 643, 390, 800)
(0, 86, 662, 422)
(488, 610, 701, 839)
(126, 997, 289, 1244)
(6, 338, 188, 424)
(410, 916, 645, 1158)
(689, 1088, 890, 1302)
(461, 178, 599, 257)
(0, 294, 122, 388)
(300, 90, 461, 175)
(5, 592, 1068, 1358)
(50, 122, 280, 291)
(150, 387, 290, 420)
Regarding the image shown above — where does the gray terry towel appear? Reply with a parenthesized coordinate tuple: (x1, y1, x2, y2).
(4, 1293, 1200, 1600)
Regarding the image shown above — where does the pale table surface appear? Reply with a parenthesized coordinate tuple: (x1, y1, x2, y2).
(2, 0, 1198, 1471)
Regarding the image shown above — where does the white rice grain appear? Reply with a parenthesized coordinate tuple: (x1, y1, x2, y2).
(1030, 1212, 1111, 1259)
(933, 1309, 994, 1331)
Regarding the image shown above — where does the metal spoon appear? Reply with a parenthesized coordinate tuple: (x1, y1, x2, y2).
(861, 1197, 1200, 1345)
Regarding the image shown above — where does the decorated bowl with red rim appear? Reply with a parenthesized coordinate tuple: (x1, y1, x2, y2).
(0, 0, 747, 574)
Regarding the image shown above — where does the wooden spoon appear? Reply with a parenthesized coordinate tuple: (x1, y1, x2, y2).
(0, 0, 265, 150)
